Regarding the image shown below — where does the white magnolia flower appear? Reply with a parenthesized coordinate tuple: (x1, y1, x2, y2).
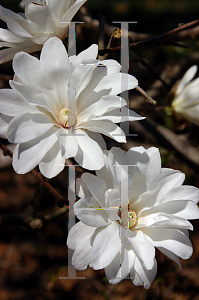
(0, 37, 143, 178)
(67, 146, 199, 288)
(172, 65, 199, 126)
(0, 0, 87, 63)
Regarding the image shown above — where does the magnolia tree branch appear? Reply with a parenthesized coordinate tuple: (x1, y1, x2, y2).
(0, 204, 69, 230)
(143, 118, 199, 169)
(98, 19, 199, 55)
(0, 143, 68, 207)
(130, 50, 169, 89)
(0, 74, 11, 82)
(135, 86, 157, 106)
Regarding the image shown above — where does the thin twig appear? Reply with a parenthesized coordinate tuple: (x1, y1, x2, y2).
(0, 143, 68, 207)
(141, 118, 199, 169)
(0, 205, 69, 230)
(130, 50, 169, 89)
(98, 14, 105, 60)
(98, 19, 199, 55)
(0, 74, 12, 82)
(135, 86, 157, 106)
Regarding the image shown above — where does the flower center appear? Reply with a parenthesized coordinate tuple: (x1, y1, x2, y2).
(120, 210, 137, 229)
(59, 108, 76, 128)
(128, 211, 137, 228)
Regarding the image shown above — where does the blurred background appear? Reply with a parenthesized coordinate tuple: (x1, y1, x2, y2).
(0, 0, 199, 299)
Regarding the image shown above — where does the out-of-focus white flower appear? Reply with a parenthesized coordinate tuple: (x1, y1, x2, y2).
(67, 146, 199, 288)
(0, 0, 87, 63)
(172, 65, 199, 126)
(0, 37, 143, 178)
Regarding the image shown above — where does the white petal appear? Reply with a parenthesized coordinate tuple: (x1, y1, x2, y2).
(94, 106, 144, 123)
(39, 140, 65, 178)
(91, 221, 121, 269)
(31, 32, 54, 44)
(67, 221, 96, 270)
(162, 185, 199, 204)
(77, 62, 110, 112)
(75, 44, 98, 65)
(105, 234, 135, 284)
(96, 150, 113, 190)
(176, 65, 198, 95)
(157, 247, 181, 269)
(40, 37, 69, 107)
(0, 5, 23, 23)
(138, 213, 193, 230)
(99, 59, 121, 74)
(74, 197, 111, 227)
(0, 114, 12, 138)
(13, 127, 58, 174)
(56, 127, 78, 159)
(0, 28, 25, 43)
(74, 129, 104, 170)
(137, 147, 162, 185)
(80, 120, 126, 143)
(107, 147, 128, 189)
(81, 172, 107, 207)
(10, 81, 60, 116)
(6, 16, 32, 38)
(77, 95, 126, 124)
(127, 230, 155, 270)
(126, 146, 146, 166)
(142, 227, 193, 260)
(0, 44, 42, 64)
(105, 188, 121, 221)
(7, 112, 56, 143)
(86, 130, 106, 151)
(141, 200, 199, 220)
(131, 257, 157, 289)
(60, 0, 87, 23)
(75, 177, 92, 198)
(0, 88, 38, 116)
(47, 0, 66, 22)
(13, 51, 53, 92)
(78, 73, 138, 113)
(94, 73, 138, 95)
(147, 170, 185, 206)
(26, 2, 56, 33)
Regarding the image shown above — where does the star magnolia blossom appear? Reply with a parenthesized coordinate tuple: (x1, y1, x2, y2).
(0, 0, 87, 63)
(172, 65, 199, 126)
(0, 37, 143, 178)
(67, 146, 199, 288)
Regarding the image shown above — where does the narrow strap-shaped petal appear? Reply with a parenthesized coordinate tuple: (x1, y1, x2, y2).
(74, 129, 104, 170)
(39, 140, 65, 178)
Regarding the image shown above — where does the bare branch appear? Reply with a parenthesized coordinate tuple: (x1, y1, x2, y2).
(0, 143, 68, 207)
(98, 19, 199, 55)
(135, 86, 157, 106)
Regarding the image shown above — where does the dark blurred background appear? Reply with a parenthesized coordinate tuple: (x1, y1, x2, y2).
(0, 0, 199, 299)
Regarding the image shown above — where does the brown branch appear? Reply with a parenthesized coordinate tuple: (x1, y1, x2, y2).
(0, 143, 68, 207)
(141, 119, 199, 169)
(135, 86, 157, 106)
(130, 50, 169, 89)
(0, 205, 69, 230)
(0, 74, 12, 82)
(98, 19, 199, 55)
(98, 14, 105, 60)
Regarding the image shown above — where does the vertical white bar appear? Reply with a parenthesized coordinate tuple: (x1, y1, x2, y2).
(60, 166, 85, 279)
(120, 165, 130, 279)
(112, 21, 137, 137)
